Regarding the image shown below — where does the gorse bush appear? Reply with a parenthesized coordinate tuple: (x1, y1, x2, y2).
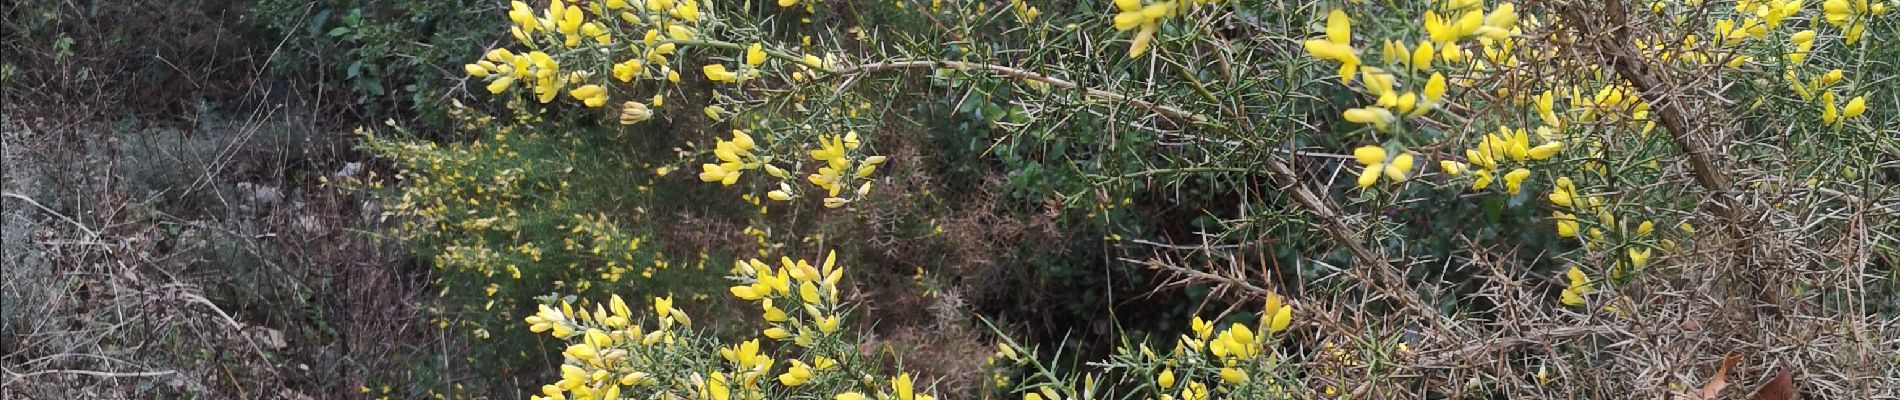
(346, 104, 728, 396)
(522, 250, 1303, 400)
(366, 0, 1899, 397)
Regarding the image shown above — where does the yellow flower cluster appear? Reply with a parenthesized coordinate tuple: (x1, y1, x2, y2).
(1818, 90, 1870, 128)
(468, 48, 569, 103)
(522, 249, 944, 400)
(468, 0, 715, 122)
(1443, 126, 1562, 194)
(1352, 145, 1416, 188)
(1559, 266, 1592, 306)
(1010, 0, 1041, 22)
(802, 132, 887, 208)
(520, 294, 688, 400)
(703, 43, 768, 84)
(989, 292, 1297, 400)
(464, 1, 886, 214)
(687, 126, 888, 210)
(1288, 1, 1855, 310)
(1172, 294, 1295, 395)
(1822, 0, 1891, 44)
(726, 251, 846, 346)
(1307, 3, 1512, 133)
(698, 130, 765, 186)
(1111, 0, 1223, 58)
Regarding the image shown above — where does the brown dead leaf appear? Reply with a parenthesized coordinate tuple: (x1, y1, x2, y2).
(1751, 368, 1795, 400)
(1684, 352, 1741, 400)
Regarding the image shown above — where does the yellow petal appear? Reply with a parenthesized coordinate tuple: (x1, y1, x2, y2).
(1410, 40, 1434, 70)
(746, 43, 768, 66)
(1394, 91, 1418, 114)
(1527, 142, 1564, 159)
(1424, 72, 1448, 102)
(1304, 39, 1356, 62)
(1566, 266, 1588, 286)
(1384, 152, 1415, 182)
(1113, 11, 1146, 31)
(1268, 305, 1293, 333)
(1440, 160, 1467, 176)
(1128, 24, 1158, 58)
(1326, 9, 1352, 44)
(1352, 145, 1387, 166)
(1554, 212, 1578, 237)
(1343, 107, 1394, 128)
(1486, 3, 1519, 28)
(1843, 96, 1866, 118)
(1503, 168, 1531, 194)
(1560, 288, 1586, 306)
(1356, 165, 1383, 188)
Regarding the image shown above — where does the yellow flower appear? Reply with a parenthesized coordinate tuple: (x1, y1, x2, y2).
(612, 60, 641, 82)
(1558, 284, 1588, 307)
(1409, 40, 1434, 71)
(705, 372, 731, 400)
(1114, 1, 1174, 58)
(1424, 10, 1457, 43)
(1628, 247, 1653, 268)
(1190, 316, 1214, 340)
(1527, 141, 1564, 160)
(892, 373, 916, 400)
(1424, 72, 1448, 103)
(1502, 168, 1530, 194)
(729, 283, 765, 300)
(1304, 39, 1360, 64)
(1157, 368, 1176, 389)
(653, 295, 674, 316)
(764, 327, 792, 339)
(1303, 9, 1361, 81)
(1353, 145, 1414, 187)
(1789, 30, 1815, 64)
(1485, 3, 1519, 31)
(1440, 160, 1468, 176)
(835, 393, 867, 400)
(1183, 380, 1209, 400)
(1843, 96, 1867, 118)
(1822, 69, 1845, 85)
(1265, 296, 1293, 333)
(1471, 169, 1495, 190)
(767, 187, 794, 202)
(569, 85, 608, 107)
(1219, 367, 1248, 384)
(1326, 8, 1351, 45)
(818, 315, 841, 333)
(746, 43, 768, 66)
(1128, 24, 1158, 58)
(1534, 91, 1561, 126)
(778, 360, 815, 386)
(704, 64, 741, 83)
(1343, 107, 1396, 130)
(1548, 177, 1576, 208)
(1553, 211, 1578, 237)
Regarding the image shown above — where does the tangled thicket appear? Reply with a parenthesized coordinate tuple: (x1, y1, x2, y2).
(340, 0, 1900, 398)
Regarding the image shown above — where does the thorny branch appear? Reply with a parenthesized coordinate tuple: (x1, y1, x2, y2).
(834, 58, 1458, 341)
(1557, 0, 1768, 270)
